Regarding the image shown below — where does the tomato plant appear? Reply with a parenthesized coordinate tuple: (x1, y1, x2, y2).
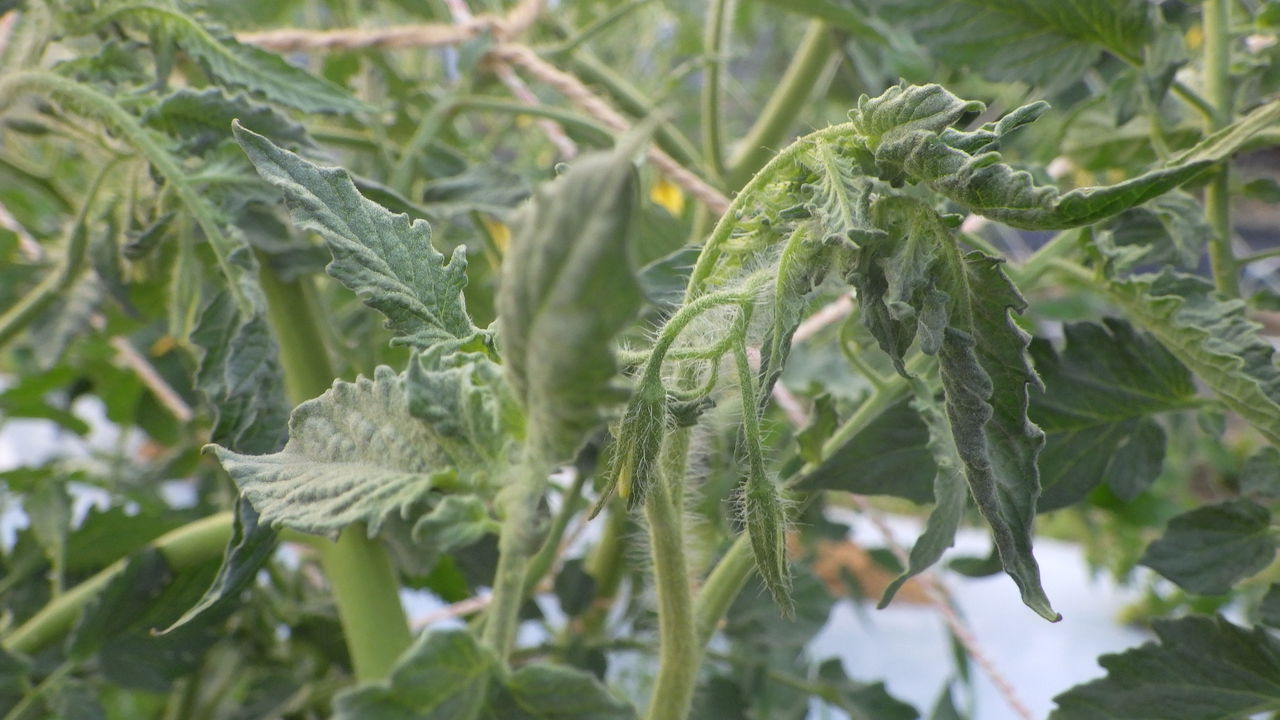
(2, 0, 1279, 718)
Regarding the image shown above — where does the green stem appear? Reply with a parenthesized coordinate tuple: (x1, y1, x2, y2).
(1013, 228, 1083, 285)
(701, 0, 734, 179)
(257, 265, 411, 682)
(453, 96, 614, 146)
(482, 457, 548, 662)
(1203, 0, 1239, 296)
(1241, 246, 1280, 264)
(693, 530, 754, 646)
(724, 21, 833, 190)
(582, 498, 628, 636)
(2, 662, 73, 720)
(0, 159, 114, 349)
(642, 431, 698, 720)
(2, 513, 234, 655)
(521, 468, 589, 596)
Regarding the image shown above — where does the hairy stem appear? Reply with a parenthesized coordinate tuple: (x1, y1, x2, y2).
(643, 429, 698, 720)
(521, 467, 589, 596)
(1203, 0, 1238, 296)
(483, 457, 548, 662)
(258, 266, 411, 681)
(2, 513, 234, 655)
(725, 21, 833, 190)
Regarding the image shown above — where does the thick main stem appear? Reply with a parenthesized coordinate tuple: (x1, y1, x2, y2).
(258, 265, 411, 682)
(1203, 0, 1238, 296)
(642, 431, 698, 720)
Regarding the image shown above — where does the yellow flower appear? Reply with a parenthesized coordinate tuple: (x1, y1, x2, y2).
(649, 178, 685, 217)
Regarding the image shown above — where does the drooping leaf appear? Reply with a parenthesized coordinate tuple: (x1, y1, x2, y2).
(852, 84, 1280, 230)
(235, 124, 481, 352)
(1139, 499, 1275, 596)
(879, 389, 966, 608)
(934, 252, 1057, 621)
(1029, 319, 1195, 510)
(497, 141, 643, 460)
(334, 628, 496, 720)
(208, 366, 463, 538)
(1105, 269, 1280, 445)
(1050, 614, 1280, 719)
(480, 663, 637, 720)
(862, 0, 1151, 88)
(160, 497, 277, 633)
(145, 87, 313, 155)
(91, 1, 368, 114)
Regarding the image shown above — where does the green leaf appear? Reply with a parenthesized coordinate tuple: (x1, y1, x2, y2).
(92, 1, 368, 114)
(1139, 499, 1276, 596)
(334, 628, 496, 720)
(935, 251, 1057, 621)
(799, 399, 935, 504)
(145, 87, 313, 155)
(1029, 320, 1195, 510)
(160, 498, 277, 634)
(862, 0, 1151, 88)
(481, 663, 637, 720)
(815, 659, 920, 720)
(1100, 191, 1212, 271)
(852, 85, 1280, 230)
(191, 289, 291, 455)
(497, 143, 643, 460)
(25, 480, 70, 575)
(1261, 584, 1280, 629)
(406, 347, 514, 471)
(753, 0, 878, 40)
(1105, 269, 1280, 446)
(234, 123, 481, 352)
(1050, 614, 1280, 719)
(0, 647, 30, 717)
(208, 366, 462, 538)
(412, 495, 497, 551)
(1242, 447, 1280, 500)
(879, 389, 966, 608)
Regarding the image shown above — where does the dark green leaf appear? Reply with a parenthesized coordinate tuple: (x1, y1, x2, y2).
(1101, 191, 1211, 270)
(209, 366, 463, 537)
(235, 124, 481, 352)
(1242, 447, 1280, 500)
(1030, 320, 1194, 510)
(1139, 499, 1275, 596)
(862, 0, 1151, 88)
(160, 497, 277, 633)
(815, 659, 920, 720)
(334, 628, 496, 720)
(145, 87, 313, 155)
(1261, 584, 1280, 629)
(1050, 615, 1280, 719)
(799, 399, 935, 504)
(498, 142, 643, 460)
(481, 663, 636, 720)
(879, 390, 966, 608)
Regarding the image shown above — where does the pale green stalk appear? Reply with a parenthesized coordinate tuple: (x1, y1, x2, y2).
(701, 0, 734, 178)
(258, 266, 412, 682)
(1203, 0, 1238, 296)
(482, 456, 548, 661)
